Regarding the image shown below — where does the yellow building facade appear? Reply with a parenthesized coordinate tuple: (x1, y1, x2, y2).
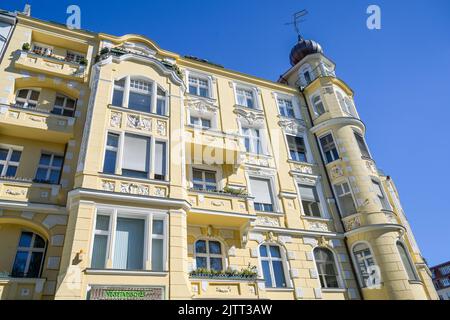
(0, 11, 438, 300)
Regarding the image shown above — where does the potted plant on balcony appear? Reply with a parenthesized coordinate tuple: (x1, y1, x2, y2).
(223, 186, 248, 197)
(22, 43, 30, 52)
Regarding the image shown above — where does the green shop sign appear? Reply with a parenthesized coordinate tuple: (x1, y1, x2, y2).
(89, 286, 164, 300)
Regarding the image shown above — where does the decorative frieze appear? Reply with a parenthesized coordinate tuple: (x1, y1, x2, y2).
(344, 216, 361, 231)
(156, 120, 167, 136)
(255, 216, 280, 227)
(120, 183, 149, 196)
(102, 180, 115, 192)
(110, 111, 122, 127)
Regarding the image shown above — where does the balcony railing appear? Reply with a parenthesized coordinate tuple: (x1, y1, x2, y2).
(296, 63, 336, 88)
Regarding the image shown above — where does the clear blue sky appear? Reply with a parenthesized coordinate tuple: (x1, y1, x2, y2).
(4, 0, 450, 266)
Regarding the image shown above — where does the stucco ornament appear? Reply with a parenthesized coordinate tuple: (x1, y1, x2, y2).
(110, 112, 122, 127)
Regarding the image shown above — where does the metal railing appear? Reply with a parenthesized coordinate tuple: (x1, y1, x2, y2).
(296, 63, 336, 88)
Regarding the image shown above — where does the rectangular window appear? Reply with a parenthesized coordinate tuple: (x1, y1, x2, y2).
(335, 182, 357, 217)
(154, 141, 167, 181)
(440, 266, 450, 276)
(287, 135, 307, 162)
(51, 95, 76, 117)
(15, 89, 40, 109)
(299, 185, 321, 217)
(35, 153, 63, 184)
(236, 87, 255, 108)
(65, 51, 85, 64)
(188, 76, 209, 97)
(278, 98, 295, 118)
(190, 116, 211, 129)
(192, 169, 217, 191)
(242, 127, 263, 154)
(128, 79, 152, 113)
(112, 79, 125, 107)
(103, 133, 119, 174)
(122, 134, 150, 178)
(32, 44, 52, 56)
(91, 211, 167, 272)
(0, 147, 22, 178)
(319, 134, 339, 164)
(354, 132, 371, 158)
(372, 180, 391, 210)
(312, 95, 325, 116)
(156, 87, 167, 115)
(250, 177, 274, 212)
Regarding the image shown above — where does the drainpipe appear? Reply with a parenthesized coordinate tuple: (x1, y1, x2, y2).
(299, 87, 364, 300)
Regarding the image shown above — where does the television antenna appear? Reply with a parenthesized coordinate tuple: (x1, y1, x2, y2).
(285, 9, 308, 38)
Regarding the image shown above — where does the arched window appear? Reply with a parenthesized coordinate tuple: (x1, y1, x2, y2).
(15, 89, 40, 109)
(112, 76, 167, 115)
(353, 243, 377, 287)
(311, 94, 325, 116)
(396, 241, 419, 281)
(259, 244, 288, 288)
(299, 64, 313, 86)
(314, 247, 340, 288)
(336, 91, 357, 117)
(12, 231, 46, 278)
(195, 239, 224, 271)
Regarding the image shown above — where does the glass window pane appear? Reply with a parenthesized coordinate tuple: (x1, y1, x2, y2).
(259, 245, 268, 257)
(107, 134, 119, 148)
(103, 150, 117, 174)
(35, 168, 48, 182)
(33, 235, 45, 248)
(17, 89, 28, 99)
(18, 232, 33, 248)
(91, 234, 108, 269)
(30, 91, 40, 101)
(196, 257, 207, 269)
(112, 89, 124, 107)
(209, 241, 221, 254)
(52, 156, 64, 168)
(261, 261, 272, 288)
(152, 220, 164, 235)
(204, 172, 216, 183)
(12, 251, 28, 277)
(39, 154, 51, 166)
(272, 261, 287, 288)
(193, 170, 203, 182)
(128, 92, 151, 113)
(95, 215, 110, 231)
(49, 170, 60, 184)
(5, 166, 17, 177)
(0, 149, 8, 160)
(10, 151, 22, 162)
(210, 258, 223, 271)
(151, 238, 164, 271)
(199, 87, 208, 97)
(325, 275, 339, 288)
(195, 240, 207, 254)
(26, 252, 43, 278)
(113, 218, 145, 270)
(269, 246, 281, 258)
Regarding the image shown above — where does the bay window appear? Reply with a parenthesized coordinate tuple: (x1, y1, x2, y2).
(195, 239, 224, 271)
(250, 177, 275, 212)
(35, 153, 63, 184)
(319, 133, 339, 163)
(12, 231, 46, 278)
(299, 184, 322, 217)
(91, 208, 167, 272)
(314, 247, 341, 289)
(287, 135, 307, 162)
(15, 89, 40, 109)
(0, 147, 22, 178)
(335, 182, 357, 217)
(259, 244, 288, 288)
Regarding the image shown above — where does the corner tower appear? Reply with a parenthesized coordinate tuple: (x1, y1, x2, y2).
(279, 35, 438, 300)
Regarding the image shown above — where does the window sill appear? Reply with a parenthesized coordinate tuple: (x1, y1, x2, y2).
(85, 269, 168, 277)
(234, 104, 264, 113)
(255, 211, 283, 216)
(188, 188, 250, 199)
(186, 93, 216, 103)
(264, 287, 294, 292)
(108, 104, 169, 119)
(98, 173, 170, 185)
(287, 159, 317, 166)
(302, 216, 332, 222)
(321, 288, 347, 293)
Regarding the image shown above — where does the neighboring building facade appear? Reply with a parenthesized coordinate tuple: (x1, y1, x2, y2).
(0, 9, 438, 300)
(431, 261, 450, 300)
(0, 9, 16, 63)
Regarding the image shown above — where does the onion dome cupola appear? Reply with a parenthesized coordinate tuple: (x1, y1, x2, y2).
(289, 36, 323, 66)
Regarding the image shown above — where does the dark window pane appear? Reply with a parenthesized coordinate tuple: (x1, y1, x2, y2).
(91, 235, 107, 269)
(103, 150, 117, 174)
(195, 240, 206, 254)
(209, 241, 221, 255)
(121, 169, 147, 178)
(210, 258, 223, 271)
(52, 156, 64, 168)
(112, 89, 124, 107)
(128, 92, 151, 113)
(107, 133, 119, 148)
(0, 149, 7, 160)
(18, 232, 33, 247)
(196, 257, 207, 269)
(12, 251, 28, 277)
(27, 252, 43, 278)
(35, 168, 48, 181)
(33, 235, 45, 249)
(10, 151, 22, 162)
(95, 215, 110, 231)
(5, 166, 17, 177)
(272, 261, 287, 288)
(199, 87, 208, 97)
(261, 261, 272, 287)
(17, 89, 28, 98)
(269, 246, 281, 258)
(39, 154, 51, 166)
(152, 220, 164, 235)
(49, 170, 61, 184)
(259, 245, 268, 257)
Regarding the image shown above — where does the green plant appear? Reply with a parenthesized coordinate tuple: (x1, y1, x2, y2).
(79, 57, 88, 66)
(100, 47, 110, 55)
(223, 186, 248, 196)
(189, 264, 257, 279)
(22, 43, 30, 51)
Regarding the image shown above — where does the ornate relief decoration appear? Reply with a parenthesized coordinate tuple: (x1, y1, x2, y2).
(110, 112, 122, 128)
(295, 175, 318, 185)
(154, 187, 167, 197)
(156, 120, 167, 136)
(102, 180, 115, 192)
(187, 99, 218, 114)
(344, 216, 361, 231)
(233, 108, 265, 127)
(120, 183, 149, 196)
(307, 221, 329, 232)
(215, 287, 232, 294)
(127, 114, 152, 131)
(211, 200, 225, 207)
(278, 118, 306, 135)
(244, 155, 271, 167)
(5, 188, 26, 196)
(292, 164, 314, 175)
(122, 42, 157, 57)
(330, 165, 344, 179)
(255, 216, 280, 227)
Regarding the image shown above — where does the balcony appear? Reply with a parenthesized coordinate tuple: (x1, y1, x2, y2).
(0, 276, 46, 300)
(15, 50, 87, 83)
(185, 127, 244, 167)
(0, 177, 61, 204)
(190, 277, 264, 299)
(296, 63, 336, 88)
(0, 104, 75, 143)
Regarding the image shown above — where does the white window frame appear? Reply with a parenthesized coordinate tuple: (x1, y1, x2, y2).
(310, 91, 326, 117)
(194, 238, 226, 271)
(258, 243, 291, 288)
(191, 167, 219, 191)
(247, 175, 278, 213)
(274, 93, 302, 119)
(111, 76, 168, 116)
(372, 178, 391, 211)
(241, 127, 265, 155)
(0, 145, 22, 177)
(102, 131, 169, 181)
(285, 134, 309, 163)
(52, 94, 77, 117)
(299, 63, 314, 87)
(313, 247, 343, 289)
(89, 205, 168, 272)
(333, 180, 358, 217)
(31, 42, 53, 56)
(318, 131, 340, 164)
(185, 69, 214, 99)
(351, 242, 378, 288)
(14, 88, 40, 109)
(35, 153, 64, 184)
(233, 82, 260, 110)
(12, 231, 46, 278)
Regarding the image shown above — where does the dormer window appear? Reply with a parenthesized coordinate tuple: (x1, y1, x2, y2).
(189, 75, 209, 98)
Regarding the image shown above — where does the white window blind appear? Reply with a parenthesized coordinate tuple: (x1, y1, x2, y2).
(250, 178, 273, 205)
(299, 185, 318, 201)
(122, 134, 149, 172)
(154, 141, 166, 176)
(113, 218, 145, 270)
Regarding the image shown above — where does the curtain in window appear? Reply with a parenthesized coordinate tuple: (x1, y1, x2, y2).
(113, 218, 145, 270)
